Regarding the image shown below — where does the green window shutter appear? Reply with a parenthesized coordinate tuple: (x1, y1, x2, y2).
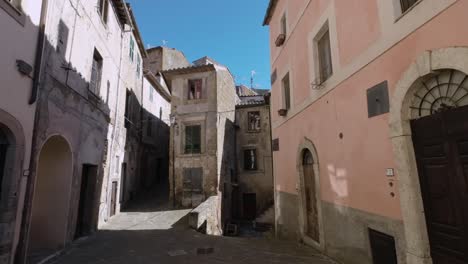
(192, 126, 201, 153)
(185, 126, 193, 154)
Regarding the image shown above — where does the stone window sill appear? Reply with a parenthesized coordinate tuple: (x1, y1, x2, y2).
(0, 0, 25, 26)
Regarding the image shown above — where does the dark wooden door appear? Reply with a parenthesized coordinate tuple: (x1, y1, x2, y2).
(110, 181, 117, 217)
(411, 105, 468, 264)
(75, 165, 98, 239)
(369, 229, 398, 264)
(120, 162, 126, 206)
(243, 193, 256, 220)
(303, 150, 319, 242)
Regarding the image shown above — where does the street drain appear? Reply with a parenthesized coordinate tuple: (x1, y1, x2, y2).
(196, 247, 214, 255)
(167, 250, 187, 257)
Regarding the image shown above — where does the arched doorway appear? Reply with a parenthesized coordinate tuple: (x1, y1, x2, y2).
(302, 149, 319, 242)
(29, 136, 73, 254)
(409, 69, 468, 263)
(0, 128, 9, 200)
(297, 138, 323, 248)
(390, 48, 468, 264)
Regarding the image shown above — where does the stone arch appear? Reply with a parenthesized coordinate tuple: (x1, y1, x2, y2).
(0, 109, 26, 263)
(296, 137, 324, 249)
(29, 135, 73, 253)
(389, 47, 468, 264)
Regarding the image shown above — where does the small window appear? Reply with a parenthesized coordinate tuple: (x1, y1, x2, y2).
(185, 125, 201, 154)
(7, 0, 21, 8)
(114, 155, 120, 174)
(149, 86, 154, 102)
(318, 29, 333, 83)
(281, 13, 287, 36)
(244, 149, 257, 171)
(136, 55, 141, 77)
(159, 107, 162, 120)
(98, 0, 109, 24)
(129, 37, 135, 62)
(124, 90, 131, 128)
(400, 0, 419, 13)
(147, 116, 152, 136)
(247, 112, 261, 132)
(281, 73, 291, 110)
(188, 79, 203, 100)
(90, 49, 103, 95)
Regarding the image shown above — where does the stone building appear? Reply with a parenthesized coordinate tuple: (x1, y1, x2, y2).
(0, 0, 44, 263)
(264, 0, 468, 264)
(163, 58, 237, 234)
(8, 1, 153, 262)
(233, 88, 273, 221)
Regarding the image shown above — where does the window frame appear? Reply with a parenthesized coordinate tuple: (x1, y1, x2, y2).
(281, 72, 291, 111)
(129, 37, 135, 62)
(317, 28, 333, 83)
(1, 0, 25, 25)
(247, 111, 261, 132)
(400, 0, 419, 14)
(89, 49, 103, 96)
(98, 0, 109, 25)
(244, 149, 258, 171)
(184, 125, 202, 154)
(188, 79, 203, 100)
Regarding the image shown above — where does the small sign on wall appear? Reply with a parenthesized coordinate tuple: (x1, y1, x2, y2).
(272, 138, 279, 151)
(386, 168, 395, 177)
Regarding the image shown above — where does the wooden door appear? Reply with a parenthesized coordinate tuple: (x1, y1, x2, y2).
(243, 193, 256, 220)
(369, 229, 398, 264)
(303, 150, 319, 242)
(75, 165, 98, 238)
(411, 105, 468, 264)
(110, 181, 117, 217)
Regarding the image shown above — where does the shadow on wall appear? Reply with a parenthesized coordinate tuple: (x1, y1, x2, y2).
(218, 118, 236, 234)
(119, 89, 170, 212)
(16, 18, 114, 264)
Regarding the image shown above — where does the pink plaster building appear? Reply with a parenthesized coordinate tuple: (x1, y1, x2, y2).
(264, 0, 468, 263)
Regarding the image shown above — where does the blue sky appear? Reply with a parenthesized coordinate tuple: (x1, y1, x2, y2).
(127, 0, 271, 89)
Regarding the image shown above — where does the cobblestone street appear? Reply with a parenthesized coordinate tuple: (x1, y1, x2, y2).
(49, 196, 335, 264)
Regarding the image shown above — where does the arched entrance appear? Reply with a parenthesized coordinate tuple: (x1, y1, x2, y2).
(302, 149, 319, 241)
(297, 138, 323, 248)
(390, 47, 468, 264)
(0, 128, 9, 200)
(29, 136, 73, 253)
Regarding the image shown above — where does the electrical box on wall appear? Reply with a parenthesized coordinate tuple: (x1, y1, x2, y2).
(367, 81, 390, 118)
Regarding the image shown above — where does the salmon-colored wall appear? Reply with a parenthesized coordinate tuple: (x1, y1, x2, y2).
(269, 0, 467, 220)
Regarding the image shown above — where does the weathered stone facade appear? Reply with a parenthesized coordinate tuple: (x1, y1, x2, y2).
(164, 62, 236, 213)
(234, 93, 273, 221)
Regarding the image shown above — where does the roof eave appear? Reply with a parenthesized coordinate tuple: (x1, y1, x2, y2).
(263, 0, 279, 26)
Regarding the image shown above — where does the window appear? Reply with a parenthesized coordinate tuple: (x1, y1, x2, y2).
(115, 155, 120, 174)
(0, 129, 8, 199)
(188, 79, 203, 100)
(244, 149, 257, 171)
(125, 90, 131, 128)
(281, 13, 287, 36)
(317, 29, 333, 83)
(159, 107, 162, 120)
(247, 112, 261, 132)
(147, 116, 152, 136)
(185, 125, 201, 154)
(129, 37, 135, 62)
(149, 86, 154, 102)
(98, 0, 109, 24)
(281, 73, 291, 110)
(400, 0, 419, 13)
(6, 0, 21, 8)
(136, 55, 141, 77)
(90, 49, 103, 95)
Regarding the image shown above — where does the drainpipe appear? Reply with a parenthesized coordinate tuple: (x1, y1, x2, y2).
(28, 0, 49, 105)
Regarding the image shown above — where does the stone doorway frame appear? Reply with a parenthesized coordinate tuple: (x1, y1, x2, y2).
(296, 137, 324, 250)
(389, 47, 468, 264)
